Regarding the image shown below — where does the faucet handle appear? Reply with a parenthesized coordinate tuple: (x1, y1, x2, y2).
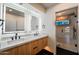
(15, 33, 18, 40)
(18, 36, 20, 39)
(11, 37, 14, 40)
(15, 33, 18, 36)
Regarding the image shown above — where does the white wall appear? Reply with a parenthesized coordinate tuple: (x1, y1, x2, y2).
(46, 3, 78, 54)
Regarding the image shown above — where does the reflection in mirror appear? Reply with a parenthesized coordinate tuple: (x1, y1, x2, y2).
(31, 16, 39, 31)
(5, 7, 25, 32)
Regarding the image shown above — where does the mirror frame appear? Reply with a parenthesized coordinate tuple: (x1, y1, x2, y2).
(29, 10, 42, 33)
(2, 4, 26, 34)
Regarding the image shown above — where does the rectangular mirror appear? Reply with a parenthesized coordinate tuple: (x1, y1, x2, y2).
(31, 16, 39, 31)
(3, 4, 25, 33)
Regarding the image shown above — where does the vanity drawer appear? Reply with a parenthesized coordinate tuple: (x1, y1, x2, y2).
(31, 40, 40, 55)
(31, 45, 39, 55)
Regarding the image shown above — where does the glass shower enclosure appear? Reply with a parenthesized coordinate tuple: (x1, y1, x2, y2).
(56, 7, 78, 53)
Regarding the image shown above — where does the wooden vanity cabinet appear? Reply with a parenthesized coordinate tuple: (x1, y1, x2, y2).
(0, 36, 48, 55)
(17, 43, 31, 55)
(31, 39, 41, 55)
(42, 37, 48, 48)
(1, 43, 31, 55)
(0, 47, 18, 55)
(30, 36, 48, 55)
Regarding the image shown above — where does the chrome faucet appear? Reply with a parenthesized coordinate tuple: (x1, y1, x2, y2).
(34, 32, 39, 36)
(14, 33, 21, 40)
(15, 33, 18, 40)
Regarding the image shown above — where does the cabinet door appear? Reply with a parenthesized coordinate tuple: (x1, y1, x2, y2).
(38, 39, 43, 51)
(30, 37, 48, 55)
(42, 37, 48, 48)
(18, 45, 25, 55)
(18, 43, 31, 55)
(31, 40, 40, 55)
(1, 47, 18, 55)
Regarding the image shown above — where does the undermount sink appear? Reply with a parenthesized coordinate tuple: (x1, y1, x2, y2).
(7, 38, 25, 44)
(6, 35, 39, 45)
(0, 38, 27, 49)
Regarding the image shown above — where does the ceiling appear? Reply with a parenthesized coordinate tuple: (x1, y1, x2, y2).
(30, 3, 59, 12)
(56, 7, 77, 17)
(40, 3, 59, 8)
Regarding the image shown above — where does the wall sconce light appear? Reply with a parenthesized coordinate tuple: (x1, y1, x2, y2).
(0, 19, 4, 26)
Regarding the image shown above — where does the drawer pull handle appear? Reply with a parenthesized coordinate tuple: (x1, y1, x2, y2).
(33, 47, 37, 49)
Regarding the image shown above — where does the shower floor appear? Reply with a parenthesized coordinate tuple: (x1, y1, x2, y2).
(56, 47, 78, 55)
(57, 42, 78, 53)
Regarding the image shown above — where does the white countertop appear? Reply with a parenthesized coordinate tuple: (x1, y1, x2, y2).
(0, 33, 48, 52)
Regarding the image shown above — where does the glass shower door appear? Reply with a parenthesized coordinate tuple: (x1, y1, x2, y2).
(56, 7, 78, 53)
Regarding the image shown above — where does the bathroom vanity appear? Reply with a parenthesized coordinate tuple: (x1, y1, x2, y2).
(0, 35, 48, 55)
